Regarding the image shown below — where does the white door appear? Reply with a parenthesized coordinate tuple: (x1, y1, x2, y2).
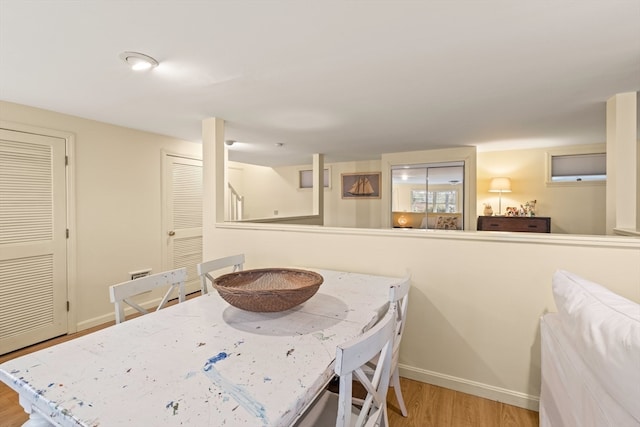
(0, 129, 68, 355)
(162, 154, 203, 294)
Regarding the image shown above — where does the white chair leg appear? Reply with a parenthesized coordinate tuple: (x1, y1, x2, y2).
(383, 402, 390, 426)
(391, 367, 407, 417)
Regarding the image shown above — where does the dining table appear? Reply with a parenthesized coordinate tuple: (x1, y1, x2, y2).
(0, 267, 400, 427)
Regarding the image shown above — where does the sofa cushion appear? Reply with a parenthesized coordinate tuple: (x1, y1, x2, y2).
(552, 270, 640, 422)
(435, 215, 459, 230)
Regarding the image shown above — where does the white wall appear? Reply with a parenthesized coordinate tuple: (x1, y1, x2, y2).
(205, 130, 640, 410)
(204, 223, 640, 410)
(322, 160, 383, 228)
(229, 159, 383, 227)
(228, 161, 315, 219)
(233, 146, 608, 234)
(1, 101, 200, 329)
(478, 146, 606, 235)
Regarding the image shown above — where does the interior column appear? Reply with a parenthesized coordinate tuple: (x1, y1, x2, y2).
(606, 92, 638, 235)
(202, 117, 225, 258)
(312, 153, 325, 222)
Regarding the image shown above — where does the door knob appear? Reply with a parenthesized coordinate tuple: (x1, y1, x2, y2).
(168, 231, 176, 236)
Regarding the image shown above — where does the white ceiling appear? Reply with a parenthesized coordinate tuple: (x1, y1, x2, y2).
(1, 1, 638, 167)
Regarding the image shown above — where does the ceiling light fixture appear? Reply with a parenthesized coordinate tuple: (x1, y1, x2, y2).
(119, 51, 159, 71)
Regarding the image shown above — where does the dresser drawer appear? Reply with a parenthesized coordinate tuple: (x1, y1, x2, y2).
(477, 216, 551, 233)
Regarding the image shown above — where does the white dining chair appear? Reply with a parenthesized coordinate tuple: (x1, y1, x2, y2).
(295, 308, 396, 427)
(350, 275, 410, 418)
(108, 267, 187, 324)
(196, 254, 245, 295)
(384, 275, 411, 417)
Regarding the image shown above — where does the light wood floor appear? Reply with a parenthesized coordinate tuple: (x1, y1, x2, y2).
(1, 318, 538, 427)
(386, 379, 538, 427)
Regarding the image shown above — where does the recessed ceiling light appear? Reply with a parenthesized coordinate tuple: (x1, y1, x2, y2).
(119, 51, 159, 71)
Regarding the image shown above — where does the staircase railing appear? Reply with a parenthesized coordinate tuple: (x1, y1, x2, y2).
(228, 183, 244, 221)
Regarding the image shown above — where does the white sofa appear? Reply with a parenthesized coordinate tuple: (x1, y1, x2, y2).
(540, 270, 640, 427)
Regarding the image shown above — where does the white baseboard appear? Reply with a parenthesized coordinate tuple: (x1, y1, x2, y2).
(76, 297, 164, 331)
(76, 290, 200, 332)
(77, 313, 115, 331)
(399, 364, 540, 412)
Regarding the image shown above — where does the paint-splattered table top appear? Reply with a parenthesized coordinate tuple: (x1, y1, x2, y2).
(0, 268, 400, 426)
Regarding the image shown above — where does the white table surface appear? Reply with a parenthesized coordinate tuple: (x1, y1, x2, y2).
(0, 268, 399, 427)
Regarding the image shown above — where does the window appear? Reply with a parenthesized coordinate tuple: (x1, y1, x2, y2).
(431, 190, 458, 213)
(411, 190, 458, 213)
(299, 168, 330, 189)
(410, 189, 426, 212)
(547, 145, 606, 184)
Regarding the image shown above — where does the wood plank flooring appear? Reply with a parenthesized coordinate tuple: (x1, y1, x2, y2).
(1, 316, 538, 427)
(385, 378, 538, 427)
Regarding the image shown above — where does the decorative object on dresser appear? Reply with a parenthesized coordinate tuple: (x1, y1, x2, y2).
(521, 199, 536, 216)
(506, 200, 537, 217)
(477, 216, 551, 233)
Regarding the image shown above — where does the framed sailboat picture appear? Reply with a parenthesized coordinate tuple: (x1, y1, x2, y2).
(341, 172, 381, 199)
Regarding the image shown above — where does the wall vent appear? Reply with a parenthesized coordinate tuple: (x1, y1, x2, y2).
(129, 269, 152, 280)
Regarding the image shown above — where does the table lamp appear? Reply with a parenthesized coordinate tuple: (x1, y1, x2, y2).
(488, 177, 512, 215)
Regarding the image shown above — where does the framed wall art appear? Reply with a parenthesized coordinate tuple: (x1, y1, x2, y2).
(341, 172, 381, 199)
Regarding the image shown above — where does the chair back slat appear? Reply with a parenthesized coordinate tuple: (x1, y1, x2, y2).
(196, 254, 245, 294)
(389, 275, 411, 355)
(108, 267, 187, 324)
(386, 274, 411, 417)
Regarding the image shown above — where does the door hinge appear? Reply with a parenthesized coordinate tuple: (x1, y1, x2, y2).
(65, 155, 69, 166)
(66, 301, 70, 312)
(66, 229, 70, 238)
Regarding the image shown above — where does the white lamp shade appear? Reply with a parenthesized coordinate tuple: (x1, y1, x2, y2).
(489, 177, 512, 192)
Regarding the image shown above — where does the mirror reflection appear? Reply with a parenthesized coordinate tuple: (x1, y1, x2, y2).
(391, 163, 464, 230)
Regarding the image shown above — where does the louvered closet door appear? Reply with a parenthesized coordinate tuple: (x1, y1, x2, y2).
(0, 129, 67, 354)
(163, 154, 202, 294)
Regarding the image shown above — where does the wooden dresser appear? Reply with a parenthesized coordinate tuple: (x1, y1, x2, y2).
(477, 216, 551, 233)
